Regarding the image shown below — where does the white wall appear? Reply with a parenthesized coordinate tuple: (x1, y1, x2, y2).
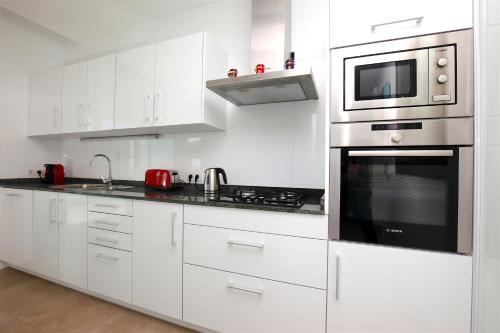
(60, 0, 329, 188)
(0, 8, 67, 178)
(474, 0, 500, 331)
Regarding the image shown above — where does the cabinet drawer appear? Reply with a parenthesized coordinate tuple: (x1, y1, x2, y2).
(88, 211, 133, 234)
(88, 244, 132, 303)
(184, 224, 327, 289)
(183, 264, 326, 333)
(88, 196, 132, 216)
(184, 205, 328, 239)
(88, 227, 133, 252)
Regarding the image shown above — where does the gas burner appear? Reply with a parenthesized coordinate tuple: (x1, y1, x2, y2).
(226, 188, 304, 208)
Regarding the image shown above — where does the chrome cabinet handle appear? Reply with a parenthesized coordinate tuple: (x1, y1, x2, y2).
(77, 103, 83, 128)
(144, 92, 151, 122)
(95, 236, 119, 244)
(335, 253, 341, 300)
(52, 107, 59, 129)
(50, 198, 57, 223)
(226, 281, 264, 295)
(85, 103, 91, 127)
(95, 253, 118, 262)
(171, 212, 177, 247)
(154, 92, 162, 122)
(4, 193, 21, 197)
(94, 203, 119, 209)
(94, 220, 119, 227)
(58, 199, 64, 224)
(348, 150, 453, 157)
(371, 16, 424, 32)
(227, 238, 264, 249)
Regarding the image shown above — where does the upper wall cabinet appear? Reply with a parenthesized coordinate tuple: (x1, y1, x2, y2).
(115, 32, 228, 131)
(329, 0, 473, 48)
(61, 55, 116, 133)
(29, 68, 63, 136)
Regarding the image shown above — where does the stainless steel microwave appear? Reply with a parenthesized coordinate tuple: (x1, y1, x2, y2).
(331, 29, 473, 123)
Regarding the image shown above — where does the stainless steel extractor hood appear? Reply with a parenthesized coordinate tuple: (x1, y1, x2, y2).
(206, 0, 318, 106)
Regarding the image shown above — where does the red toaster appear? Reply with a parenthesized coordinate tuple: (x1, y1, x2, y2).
(144, 169, 172, 189)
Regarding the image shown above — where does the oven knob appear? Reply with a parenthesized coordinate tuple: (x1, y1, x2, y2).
(437, 58, 448, 67)
(391, 133, 402, 143)
(437, 74, 448, 84)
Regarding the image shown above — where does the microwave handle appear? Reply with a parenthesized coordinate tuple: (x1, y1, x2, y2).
(371, 16, 424, 32)
(348, 150, 453, 157)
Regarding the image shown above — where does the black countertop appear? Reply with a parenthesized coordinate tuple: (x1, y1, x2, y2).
(0, 178, 325, 215)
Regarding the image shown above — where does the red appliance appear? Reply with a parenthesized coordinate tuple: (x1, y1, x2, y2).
(44, 164, 65, 185)
(145, 169, 172, 189)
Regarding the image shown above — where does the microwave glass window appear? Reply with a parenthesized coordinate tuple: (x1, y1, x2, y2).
(340, 148, 459, 253)
(355, 60, 417, 101)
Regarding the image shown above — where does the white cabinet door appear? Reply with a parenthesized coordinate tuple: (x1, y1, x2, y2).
(133, 200, 182, 319)
(61, 62, 87, 133)
(115, 45, 155, 129)
(86, 55, 116, 131)
(32, 191, 59, 279)
(327, 241, 472, 333)
(330, 0, 473, 48)
(0, 189, 33, 269)
(29, 68, 62, 135)
(58, 193, 87, 289)
(154, 32, 203, 126)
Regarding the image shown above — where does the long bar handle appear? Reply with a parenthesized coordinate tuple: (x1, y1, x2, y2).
(227, 239, 265, 249)
(226, 281, 264, 295)
(335, 253, 341, 300)
(144, 92, 151, 122)
(58, 199, 64, 225)
(94, 203, 119, 209)
(171, 212, 177, 247)
(95, 236, 119, 244)
(349, 150, 453, 157)
(154, 92, 162, 122)
(52, 107, 59, 129)
(94, 220, 119, 227)
(95, 253, 119, 262)
(4, 193, 21, 197)
(371, 16, 424, 32)
(50, 198, 57, 224)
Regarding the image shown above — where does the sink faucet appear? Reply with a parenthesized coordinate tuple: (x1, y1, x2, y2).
(89, 154, 112, 189)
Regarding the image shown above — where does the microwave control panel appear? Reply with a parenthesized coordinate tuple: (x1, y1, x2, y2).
(428, 45, 456, 105)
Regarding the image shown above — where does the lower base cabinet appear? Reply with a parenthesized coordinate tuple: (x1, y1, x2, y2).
(327, 241, 473, 333)
(183, 264, 327, 333)
(88, 244, 132, 303)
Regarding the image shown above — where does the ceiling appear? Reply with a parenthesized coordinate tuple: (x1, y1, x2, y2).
(0, 0, 218, 43)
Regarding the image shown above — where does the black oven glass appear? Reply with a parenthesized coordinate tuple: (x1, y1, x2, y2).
(340, 147, 459, 253)
(355, 59, 417, 101)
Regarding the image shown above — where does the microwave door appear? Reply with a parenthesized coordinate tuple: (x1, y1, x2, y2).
(344, 49, 429, 110)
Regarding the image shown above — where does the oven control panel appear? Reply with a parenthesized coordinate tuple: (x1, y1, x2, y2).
(429, 45, 456, 105)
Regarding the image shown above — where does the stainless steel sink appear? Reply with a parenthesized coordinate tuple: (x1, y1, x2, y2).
(51, 184, 134, 191)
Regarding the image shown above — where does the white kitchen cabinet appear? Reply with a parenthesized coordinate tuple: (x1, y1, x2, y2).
(133, 200, 183, 319)
(114, 44, 156, 129)
(29, 68, 62, 135)
(330, 0, 473, 48)
(58, 193, 87, 289)
(31, 191, 59, 279)
(327, 241, 472, 333)
(61, 62, 88, 133)
(0, 189, 33, 269)
(184, 264, 326, 333)
(85, 55, 116, 131)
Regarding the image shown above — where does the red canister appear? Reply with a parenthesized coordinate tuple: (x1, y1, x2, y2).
(255, 64, 265, 74)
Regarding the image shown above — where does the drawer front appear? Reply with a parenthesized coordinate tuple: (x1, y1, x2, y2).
(184, 224, 327, 289)
(88, 211, 133, 234)
(88, 244, 132, 303)
(184, 205, 328, 239)
(88, 196, 132, 216)
(88, 227, 133, 252)
(183, 264, 326, 333)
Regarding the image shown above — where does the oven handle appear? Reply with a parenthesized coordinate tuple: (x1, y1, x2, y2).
(348, 150, 454, 157)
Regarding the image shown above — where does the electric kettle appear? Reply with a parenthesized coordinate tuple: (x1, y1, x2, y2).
(204, 168, 227, 194)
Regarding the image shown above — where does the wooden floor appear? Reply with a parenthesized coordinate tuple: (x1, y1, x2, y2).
(0, 267, 197, 333)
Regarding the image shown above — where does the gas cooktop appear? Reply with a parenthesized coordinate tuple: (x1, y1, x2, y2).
(217, 188, 305, 208)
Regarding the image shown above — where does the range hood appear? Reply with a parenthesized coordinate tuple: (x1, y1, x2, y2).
(206, 0, 318, 106)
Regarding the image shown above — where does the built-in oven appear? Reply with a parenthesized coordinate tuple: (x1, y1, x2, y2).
(331, 29, 473, 123)
(329, 118, 473, 254)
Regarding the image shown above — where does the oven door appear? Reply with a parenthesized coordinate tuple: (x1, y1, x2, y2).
(345, 49, 429, 110)
(329, 147, 473, 254)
